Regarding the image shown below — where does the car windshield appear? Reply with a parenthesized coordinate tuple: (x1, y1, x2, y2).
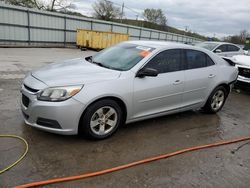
(195, 42, 218, 51)
(91, 43, 155, 71)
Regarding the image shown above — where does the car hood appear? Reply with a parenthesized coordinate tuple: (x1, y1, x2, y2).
(31, 58, 121, 86)
(232, 55, 250, 67)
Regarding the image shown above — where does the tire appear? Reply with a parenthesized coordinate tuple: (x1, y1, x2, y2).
(79, 99, 123, 140)
(203, 86, 228, 114)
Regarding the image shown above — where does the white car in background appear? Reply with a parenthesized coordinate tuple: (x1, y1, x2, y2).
(195, 42, 245, 57)
(231, 55, 250, 89)
(196, 42, 249, 89)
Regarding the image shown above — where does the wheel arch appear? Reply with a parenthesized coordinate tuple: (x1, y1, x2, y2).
(78, 96, 128, 133)
(216, 83, 230, 97)
(204, 82, 231, 106)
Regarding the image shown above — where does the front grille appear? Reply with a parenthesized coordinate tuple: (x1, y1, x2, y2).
(24, 84, 39, 93)
(238, 67, 250, 78)
(22, 94, 30, 108)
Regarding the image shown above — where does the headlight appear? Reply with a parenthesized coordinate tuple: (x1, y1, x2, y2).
(37, 85, 83, 102)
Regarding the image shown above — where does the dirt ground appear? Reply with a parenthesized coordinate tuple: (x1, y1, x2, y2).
(0, 48, 250, 188)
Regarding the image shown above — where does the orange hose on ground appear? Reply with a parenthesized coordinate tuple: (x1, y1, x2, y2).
(15, 135, 250, 188)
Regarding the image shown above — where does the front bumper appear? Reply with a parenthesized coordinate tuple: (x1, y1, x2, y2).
(235, 77, 250, 90)
(237, 75, 250, 84)
(236, 71, 250, 90)
(21, 83, 86, 135)
(235, 65, 250, 90)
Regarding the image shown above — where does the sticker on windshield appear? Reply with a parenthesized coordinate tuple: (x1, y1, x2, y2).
(139, 50, 151, 57)
(136, 46, 151, 51)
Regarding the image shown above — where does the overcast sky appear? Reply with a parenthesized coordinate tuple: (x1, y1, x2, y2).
(72, 0, 250, 38)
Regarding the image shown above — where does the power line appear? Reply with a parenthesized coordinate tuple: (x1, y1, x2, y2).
(106, 0, 143, 20)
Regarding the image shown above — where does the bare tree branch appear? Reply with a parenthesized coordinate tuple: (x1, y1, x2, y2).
(143, 8, 167, 26)
(92, 0, 122, 21)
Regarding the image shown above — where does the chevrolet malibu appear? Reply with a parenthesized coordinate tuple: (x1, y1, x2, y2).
(21, 41, 238, 139)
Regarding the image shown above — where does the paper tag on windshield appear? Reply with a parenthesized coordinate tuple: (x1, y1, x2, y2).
(139, 50, 151, 57)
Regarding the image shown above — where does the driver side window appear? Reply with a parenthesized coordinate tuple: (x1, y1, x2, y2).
(215, 44, 227, 52)
(144, 49, 183, 74)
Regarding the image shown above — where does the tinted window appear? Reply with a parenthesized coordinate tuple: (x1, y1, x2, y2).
(144, 49, 182, 74)
(206, 56, 215, 66)
(216, 44, 227, 52)
(227, 45, 239, 52)
(186, 50, 207, 69)
(195, 42, 218, 51)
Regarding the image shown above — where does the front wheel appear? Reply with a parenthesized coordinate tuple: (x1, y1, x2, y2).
(79, 99, 123, 139)
(203, 86, 228, 113)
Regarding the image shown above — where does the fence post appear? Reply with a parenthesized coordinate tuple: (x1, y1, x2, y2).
(139, 28, 142, 40)
(64, 16, 66, 47)
(111, 24, 113, 32)
(27, 9, 30, 45)
(90, 21, 93, 30)
(149, 30, 152, 40)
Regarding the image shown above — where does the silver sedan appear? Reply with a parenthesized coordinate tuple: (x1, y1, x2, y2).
(21, 41, 238, 139)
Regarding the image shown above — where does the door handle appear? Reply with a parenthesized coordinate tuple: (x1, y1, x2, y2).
(173, 80, 182, 85)
(208, 74, 215, 78)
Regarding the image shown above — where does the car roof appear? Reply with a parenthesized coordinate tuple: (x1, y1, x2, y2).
(125, 40, 192, 49)
(198, 41, 239, 46)
(123, 40, 218, 56)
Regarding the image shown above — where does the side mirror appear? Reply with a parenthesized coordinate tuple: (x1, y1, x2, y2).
(215, 49, 222, 53)
(136, 68, 158, 78)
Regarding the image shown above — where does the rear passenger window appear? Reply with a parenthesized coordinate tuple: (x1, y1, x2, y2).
(227, 45, 239, 52)
(186, 50, 206, 69)
(186, 50, 215, 69)
(206, 56, 215, 66)
(144, 49, 183, 74)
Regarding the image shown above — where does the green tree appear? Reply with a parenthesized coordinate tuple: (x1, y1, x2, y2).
(92, 0, 122, 21)
(143, 8, 167, 26)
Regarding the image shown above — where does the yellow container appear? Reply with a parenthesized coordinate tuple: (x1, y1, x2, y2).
(76, 29, 129, 50)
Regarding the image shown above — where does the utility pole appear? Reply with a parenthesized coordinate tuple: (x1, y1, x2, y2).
(136, 14, 138, 20)
(120, 2, 124, 23)
(184, 26, 188, 36)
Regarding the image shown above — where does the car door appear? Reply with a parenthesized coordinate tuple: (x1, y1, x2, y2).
(183, 49, 217, 107)
(132, 49, 185, 119)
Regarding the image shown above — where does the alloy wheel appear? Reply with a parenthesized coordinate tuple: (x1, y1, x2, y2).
(90, 106, 118, 136)
(211, 90, 225, 111)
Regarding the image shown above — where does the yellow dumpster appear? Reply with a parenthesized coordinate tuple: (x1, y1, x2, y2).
(76, 29, 129, 50)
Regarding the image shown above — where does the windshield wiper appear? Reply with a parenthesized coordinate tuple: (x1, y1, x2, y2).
(85, 56, 111, 69)
(86, 57, 121, 71)
(85, 56, 92, 63)
(92, 61, 112, 69)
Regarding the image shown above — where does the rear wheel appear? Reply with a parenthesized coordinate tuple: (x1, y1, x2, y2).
(203, 86, 228, 113)
(79, 99, 123, 139)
